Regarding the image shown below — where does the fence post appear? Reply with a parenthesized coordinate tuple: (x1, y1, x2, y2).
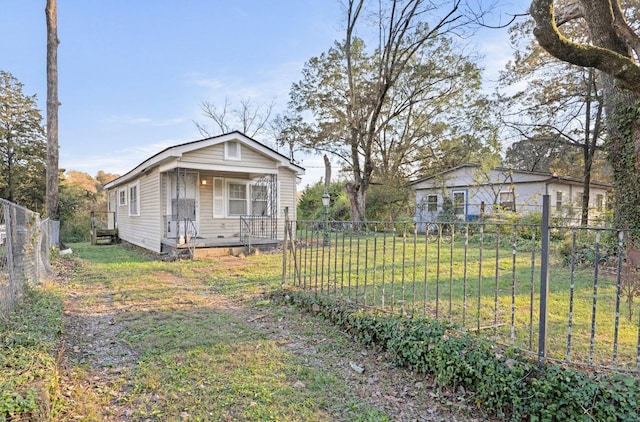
(282, 207, 289, 288)
(538, 194, 550, 365)
(5, 204, 16, 307)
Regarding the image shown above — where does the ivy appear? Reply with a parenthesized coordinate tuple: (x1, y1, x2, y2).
(273, 289, 640, 421)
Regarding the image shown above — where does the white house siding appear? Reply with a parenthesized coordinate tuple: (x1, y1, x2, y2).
(412, 165, 610, 231)
(196, 172, 242, 239)
(278, 167, 298, 225)
(181, 142, 279, 171)
(116, 167, 162, 253)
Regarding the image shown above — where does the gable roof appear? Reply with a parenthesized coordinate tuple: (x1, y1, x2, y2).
(104, 131, 305, 189)
(409, 163, 611, 189)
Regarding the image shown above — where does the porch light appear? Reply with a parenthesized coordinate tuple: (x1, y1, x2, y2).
(201, 179, 207, 185)
(322, 191, 330, 246)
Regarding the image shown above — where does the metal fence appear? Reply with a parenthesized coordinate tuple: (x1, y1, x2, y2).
(0, 198, 53, 318)
(282, 197, 640, 373)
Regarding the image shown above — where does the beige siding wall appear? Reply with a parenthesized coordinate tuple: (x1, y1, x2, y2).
(113, 168, 162, 252)
(194, 167, 298, 240)
(182, 142, 278, 170)
(278, 167, 297, 222)
(197, 173, 243, 239)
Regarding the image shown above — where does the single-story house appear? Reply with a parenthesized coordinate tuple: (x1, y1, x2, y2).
(103, 131, 304, 256)
(410, 164, 611, 231)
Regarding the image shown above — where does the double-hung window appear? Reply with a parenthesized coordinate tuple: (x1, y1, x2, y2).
(129, 183, 140, 216)
(499, 190, 515, 211)
(452, 191, 466, 216)
(596, 194, 604, 212)
(228, 183, 247, 215)
(427, 194, 438, 212)
(118, 189, 127, 206)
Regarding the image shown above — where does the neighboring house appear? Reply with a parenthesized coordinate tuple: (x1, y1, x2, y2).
(410, 164, 611, 231)
(103, 131, 304, 255)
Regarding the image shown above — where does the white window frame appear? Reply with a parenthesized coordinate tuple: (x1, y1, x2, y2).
(556, 191, 563, 209)
(426, 194, 438, 212)
(118, 188, 127, 206)
(499, 190, 515, 212)
(576, 191, 584, 208)
(227, 181, 248, 216)
(452, 190, 466, 217)
(596, 194, 604, 212)
(129, 182, 140, 216)
(224, 141, 241, 160)
(215, 178, 279, 217)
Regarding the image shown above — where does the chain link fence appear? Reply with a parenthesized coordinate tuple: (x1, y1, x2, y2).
(0, 198, 54, 318)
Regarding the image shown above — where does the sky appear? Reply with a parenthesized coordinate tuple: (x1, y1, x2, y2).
(1, 0, 530, 188)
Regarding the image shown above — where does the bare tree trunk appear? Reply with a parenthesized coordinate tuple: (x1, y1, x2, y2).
(345, 182, 366, 225)
(45, 0, 59, 221)
(323, 154, 331, 190)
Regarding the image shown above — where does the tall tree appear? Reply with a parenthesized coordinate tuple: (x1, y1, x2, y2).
(0, 71, 47, 212)
(530, 0, 640, 229)
(289, 0, 486, 223)
(46, 0, 60, 221)
(499, 16, 607, 225)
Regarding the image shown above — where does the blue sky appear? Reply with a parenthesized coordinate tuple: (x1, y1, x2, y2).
(1, 1, 530, 187)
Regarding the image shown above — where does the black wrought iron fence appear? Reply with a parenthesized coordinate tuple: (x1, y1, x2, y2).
(282, 197, 640, 373)
(0, 198, 53, 318)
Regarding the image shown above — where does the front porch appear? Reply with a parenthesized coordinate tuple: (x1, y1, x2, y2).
(161, 214, 281, 258)
(160, 235, 280, 258)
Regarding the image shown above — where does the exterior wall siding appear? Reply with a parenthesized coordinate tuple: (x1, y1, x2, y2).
(182, 143, 278, 170)
(114, 168, 162, 252)
(104, 133, 303, 253)
(414, 169, 610, 232)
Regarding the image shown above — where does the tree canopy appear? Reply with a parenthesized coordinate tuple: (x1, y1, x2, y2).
(530, 0, 640, 229)
(287, 0, 490, 222)
(0, 70, 47, 212)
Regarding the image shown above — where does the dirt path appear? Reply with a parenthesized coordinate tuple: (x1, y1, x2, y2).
(59, 257, 479, 421)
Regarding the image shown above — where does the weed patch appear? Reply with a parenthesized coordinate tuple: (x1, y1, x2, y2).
(0, 287, 64, 420)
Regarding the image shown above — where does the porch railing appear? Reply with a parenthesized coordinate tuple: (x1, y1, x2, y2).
(240, 215, 278, 245)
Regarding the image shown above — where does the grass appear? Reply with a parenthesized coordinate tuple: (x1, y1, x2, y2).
(0, 282, 64, 419)
(3, 233, 638, 419)
(286, 229, 640, 370)
(2, 242, 405, 420)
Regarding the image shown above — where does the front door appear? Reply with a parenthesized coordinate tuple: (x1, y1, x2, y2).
(166, 170, 199, 239)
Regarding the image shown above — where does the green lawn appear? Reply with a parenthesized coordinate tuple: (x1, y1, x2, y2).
(286, 229, 640, 370)
(1, 243, 404, 421)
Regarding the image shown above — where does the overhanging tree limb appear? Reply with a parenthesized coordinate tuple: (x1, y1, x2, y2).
(530, 0, 640, 92)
